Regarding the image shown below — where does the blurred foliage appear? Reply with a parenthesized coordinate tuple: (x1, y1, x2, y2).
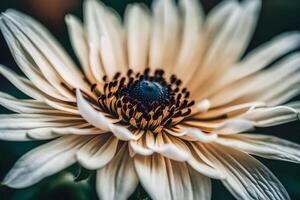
(0, 0, 300, 199)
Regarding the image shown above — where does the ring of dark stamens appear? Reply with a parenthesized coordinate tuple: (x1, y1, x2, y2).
(91, 68, 195, 133)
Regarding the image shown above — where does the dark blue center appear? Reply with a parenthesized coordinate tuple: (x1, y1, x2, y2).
(129, 80, 167, 105)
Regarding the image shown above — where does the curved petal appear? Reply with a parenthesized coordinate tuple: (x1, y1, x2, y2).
(217, 134, 300, 163)
(149, 133, 191, 161)
(2, 135, 92, 188)
(125, 4, 151, 72)
(77, 134, 118, 170)
(134, 154, 212, 200)
(203, 143, 290, 200)
(96, 144, 138, 200)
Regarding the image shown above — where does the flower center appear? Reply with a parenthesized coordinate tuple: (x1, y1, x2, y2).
(92, 68, 195, 133)
(127, 80, 169, 106)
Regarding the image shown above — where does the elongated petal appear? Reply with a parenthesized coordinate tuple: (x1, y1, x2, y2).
(135, 154, 212, 200)
(125, 4, 151, 72)
(3, 135, 92, 188)
(77, 134, 118, 169)
(203, 143, 290, 200)
(96, 144, 138, 200)
(217, 134, 300, 163)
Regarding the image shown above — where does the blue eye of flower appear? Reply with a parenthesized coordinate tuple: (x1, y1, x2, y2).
(128, 80, 167, 106)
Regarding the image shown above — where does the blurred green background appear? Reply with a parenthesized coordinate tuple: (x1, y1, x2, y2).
(0, 0, 300, 199)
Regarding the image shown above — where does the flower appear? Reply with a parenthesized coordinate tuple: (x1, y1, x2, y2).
(0, 0, 300, 199)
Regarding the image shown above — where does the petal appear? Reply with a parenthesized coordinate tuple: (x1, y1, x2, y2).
(212, 119, 255, 135)
(217, 134, 300, 163)
(149, 133, 191, 161)
(187, 142, 226, 179)
(125, 4, 151, 72)
(129, 131, 154, 156)
(134, 154, 212, 200)
(84, 0, 127, 79)
(77, 134, 118, 169)
(76, 89, 140, 141)
(241, 106, 298, 127)
(3, 135, 92, 188)
(96, 144, 138, 200)
(2, 10, 90, 95)
(76, 89, 111, 131)
(203, 143, 290, 200)
(174, 0, 204, 83)
(0, 65, 45, 101)
(149, 0, 180, 74)
(180, 127, 218, 142)
(65, 15, 95, 83)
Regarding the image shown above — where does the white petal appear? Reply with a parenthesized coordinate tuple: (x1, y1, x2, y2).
(65, 15, 95, 83)
(84, 0, 127, 79)
(241, 106, 298, 127)
(4, 10, 90, 93)
(0, 65, 46, 101)
(0, 17, 74, 101)
(76, 89, 111, 131)
(96, 144, 138, 200)
(213, 119, 255, 135)
(182, 128, 217, 142)
(203, 143, 290, 200)
(150, 133, 191, 161)
(129, 131, 154, 156)
(217, 134, 300, 163)
(149, 0, 180, 74)
(134, 154, 211, 200)
(3, 135, 91, 188)
(125, 4, 151, 72)
(174, 0, 204, 82)
(77, 134, 118, 170)
(108, 124, 140, 141)
(187, 143, 225, 179)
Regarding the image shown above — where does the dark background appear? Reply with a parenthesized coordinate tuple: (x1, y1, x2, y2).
(0, 0, 300, 199)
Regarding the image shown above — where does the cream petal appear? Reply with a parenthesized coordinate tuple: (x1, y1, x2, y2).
(187, 143, 225, 179)
(108, 124, 140, 141)
(129, 131, 154, 156)
(195, 101, 265, 119)
(199, 32, 300, 101)
(150, 133, 191, 161)
(0, 92, 54, 114)
(96, 144, 138, 200)
(217, 134, 300, 163)
(0, 130, 33, 141)
(4, 10, 90, 94)
(203, 143, 290, 200)
(241, 106, 298, 127)
(134, 154, 211, 200)
(187, 165, 212, 200)
(134, 154, 171, 200)
(0, 65, 45, 101)
(76, 89, 139, 141)
(76, 89, 111, 131)
(125, 4, 151, 72)
(65, 15, 95, 83)
(3, 135, 92, 188)
(77, 134, 118, 170)
(174, 0, 204, 83)
(285, 101, 300, 112)
(188, 1, 240, 92)
(149, 0, 180, 74)
(84, 0, 127, 79)
(0, 23, 68, 102)
(88, 42, 105, 82)
(43, 98, 79, 115)
(181, 127, 217, 142)
(212, 119, 255, 135)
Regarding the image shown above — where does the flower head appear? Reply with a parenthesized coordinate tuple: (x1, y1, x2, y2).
(0, 0, 300, 199)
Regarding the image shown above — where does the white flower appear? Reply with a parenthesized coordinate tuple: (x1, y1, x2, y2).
(0, 0, 300, 199)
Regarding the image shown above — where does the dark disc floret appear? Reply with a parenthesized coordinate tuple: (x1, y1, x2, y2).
(91, 68, 195, 133)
